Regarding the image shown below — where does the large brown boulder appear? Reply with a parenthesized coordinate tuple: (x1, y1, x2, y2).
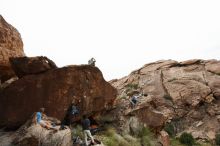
(10, 56, 57, 78)
(0, 15, 24, 82)
(0, 65, 117, 129)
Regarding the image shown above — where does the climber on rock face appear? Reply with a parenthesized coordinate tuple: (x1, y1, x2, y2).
(60, 99, 80, 129)
(71, 102, 80, 116)
(130, 93, 143, 108)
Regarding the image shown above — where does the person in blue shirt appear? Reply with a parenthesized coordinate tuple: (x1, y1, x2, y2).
(36, 111, 42, 123)
(36, 108, 57, 130)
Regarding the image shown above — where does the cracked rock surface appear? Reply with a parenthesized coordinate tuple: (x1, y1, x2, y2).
(110, 59, 220, 140)
(0, 15, 24, 82)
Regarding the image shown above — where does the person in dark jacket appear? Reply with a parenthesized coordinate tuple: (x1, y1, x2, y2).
(81, 115, 95, 146)
(60, 100, 80, 129)
(130, 93, 143, 108)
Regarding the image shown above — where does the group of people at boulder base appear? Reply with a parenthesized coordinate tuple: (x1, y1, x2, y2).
(35, 106, 95, 146)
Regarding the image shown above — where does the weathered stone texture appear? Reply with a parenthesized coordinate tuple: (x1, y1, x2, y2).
(111, 59, 220, 140)
(0, 15, 24, 82)
(0, 65, 117, 129)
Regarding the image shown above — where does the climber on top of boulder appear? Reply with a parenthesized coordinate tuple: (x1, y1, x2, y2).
(88, 57, 96, 66)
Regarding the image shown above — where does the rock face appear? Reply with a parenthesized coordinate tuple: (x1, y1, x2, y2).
(0, 15, 25, 82)
(14, 125, 72, 146)
(0, 65, 117, 129)
(0, 119, 72, 146)
(110, 59, 220, 140)
(10, 56, 58, 78)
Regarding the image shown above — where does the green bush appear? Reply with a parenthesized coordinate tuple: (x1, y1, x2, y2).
(101, 127, 132, 146)
(137, 127, 156, 146)
(170, 138, 186, 146)
(103, 136, 118, 146)
(123, 134, 140, 146)
(72, 125, 83, 139)
(138, 127, 152, 137)
(179, 132, 195, 146)
(125, 83, 139, 90)
(172, 138, 212, 146)
(164, 123, 175, 137)
(105, 127, 116, 137)
(216, 134, 220, 145)
(125, 83, 139, 94)
(101, 127, 209, 146)
(141, 135, 155, 146)
(100, 126, 157, 146)
(117, 96, 127, 99)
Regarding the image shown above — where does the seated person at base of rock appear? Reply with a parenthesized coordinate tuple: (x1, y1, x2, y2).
(35, 107, 58, 130)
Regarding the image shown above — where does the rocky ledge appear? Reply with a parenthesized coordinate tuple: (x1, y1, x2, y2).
(0, 15, 24, 82)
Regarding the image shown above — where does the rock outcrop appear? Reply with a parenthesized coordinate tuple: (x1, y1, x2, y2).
(110, 59, 220, 140)
(159, 130, 170, 146)
(0, 64, 117, 129)
(0, 15, 25, 82)
(10, 56, 57, 78)
(0, 116, 72, 146)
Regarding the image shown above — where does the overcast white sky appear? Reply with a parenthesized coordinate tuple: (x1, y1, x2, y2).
(1, 0, 220, 80)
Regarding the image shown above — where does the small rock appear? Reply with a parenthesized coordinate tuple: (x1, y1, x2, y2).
(206, 131, 216, 140)
(204, 94, 215, 103)
(192, 131, 203, 139)
(206, 108, 216, 116)
(0, 77, 18, 89)
(196, 121, 204, 127)
(216, 115, 220, 122)
(159, 130, 170, 146)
